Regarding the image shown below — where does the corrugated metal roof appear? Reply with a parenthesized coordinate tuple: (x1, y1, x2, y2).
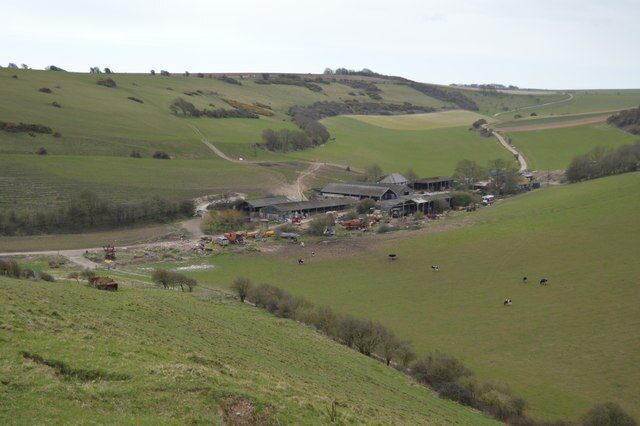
(240, 196, 296, 209)
(322, 183, 395, 197)
(414, 176, 452, 184)
(263, 198, 358, 213)
(378, 173, 408, 184)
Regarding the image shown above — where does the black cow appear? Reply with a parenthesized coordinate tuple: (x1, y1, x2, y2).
(540, 278, 548, 285)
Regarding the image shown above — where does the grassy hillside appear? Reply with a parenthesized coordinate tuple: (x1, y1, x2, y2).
(187, 173, 640, 421)
(0, 277, 496, 424)
(506, 123, 638, 170)
(287, 115, 512, 175)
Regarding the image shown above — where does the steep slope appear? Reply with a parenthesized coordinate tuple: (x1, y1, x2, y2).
(0, 277, 496, 424)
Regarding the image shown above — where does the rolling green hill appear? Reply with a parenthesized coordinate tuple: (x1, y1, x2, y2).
(0, 276, 496, 424)
(185, 172, 640, 421)
(506, 123, 638, 170)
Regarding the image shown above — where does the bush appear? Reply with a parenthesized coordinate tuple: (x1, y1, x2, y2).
(152, 151, 170, 159)
(127, 96, 144, 104)
(51, 101, 61, 108)
(0, 121, 53, 135)
(582, 402, 637, 426)
(435, 381, 476, 407)
(38, 271, 55, 282)
(377, 224, 392, 234)
(411, 352, 472, 386)
(200, 209, 247, 234)
(38, 87, 52, 94)
(475, 383, 526, 421)
(232, 277, 252, 302)
(450, 191, 480, 208)
(566, 142, 640, 183)
(356, 198, 376, 214)
(0, 259, 22, 278)
(36, 147, 48, 155)
(96, 78, 117, 88)
(130, 150, 142, 158)
(306, 214, 334, 236)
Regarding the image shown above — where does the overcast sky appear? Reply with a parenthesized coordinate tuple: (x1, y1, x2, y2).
(3, 0, 639, 89)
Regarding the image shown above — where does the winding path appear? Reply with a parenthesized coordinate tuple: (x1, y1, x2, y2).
(490, 128, 528, 172)
(493, 93, 574, 117)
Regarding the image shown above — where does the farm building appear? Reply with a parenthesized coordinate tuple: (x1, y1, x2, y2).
(378, 173, 409, 186)
(412, 176, 453, 192)
(377, 194, 452, 217)
(321, 183, 409, 200)
(236, 196, 296, 214)
(260, 198, 358, 219)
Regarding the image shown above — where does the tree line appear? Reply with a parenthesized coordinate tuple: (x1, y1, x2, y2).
(453, 158, 521, 194)
(0, 191, 193, 236)
(566, 142, 640, 183)
(607, 106, 640, 135)
(230, 279, 633, 425)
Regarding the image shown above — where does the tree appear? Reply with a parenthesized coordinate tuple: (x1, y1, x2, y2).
(364, 164, 383, 182)
(21, 64, 28, 69)
(396, 340, 416, 368)
(488, 158, 519, 194)
(79, 269, 96, 282)
(356, 198, 376, 214)
(175, 273, 197, 292)
(67, 271, 80, 284)
(582, 403, 636, 426)
(378, 328, 401, 366)
(150, 69, 155, 75)
(405, 168, 418, 183)
(323, 67, 334, 74)
(453, 159, 488, 190)
(7, 63, 18, 69)
(232, 277, 252, 302)
(307, 214, 334, 236)
(169, 97, 199, 116)
(160, 70, 170, 76)
(152, 268, 174, 289)
(104, 68, 112, 74)
(90, 67, 102, 74)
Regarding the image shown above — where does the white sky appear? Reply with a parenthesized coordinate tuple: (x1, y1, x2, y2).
(3, 0, 639, 89)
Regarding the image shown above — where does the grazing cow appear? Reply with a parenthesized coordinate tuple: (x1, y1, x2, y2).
(503, 298, 512, 306)
(311, 252, 316, 257)
(298, 258, 305, 265)
(539, 278, 548, 285)
(522, 276, 528, 283)
(431, 265, 439, 272)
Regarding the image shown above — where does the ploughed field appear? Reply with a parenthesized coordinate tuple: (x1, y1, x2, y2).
(0, 276, 496, 424)
(187, 173, 640, 421)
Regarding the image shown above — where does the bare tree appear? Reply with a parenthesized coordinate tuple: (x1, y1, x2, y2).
(232, 277, 252, 302)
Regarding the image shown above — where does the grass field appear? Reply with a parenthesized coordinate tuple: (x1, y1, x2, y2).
(0, 154, 284, 211)
(288, 115, 512, 175)
(185, 173, 640, 421)
(346, 110, 492, 130)
(506, 123, 639, 170)
(0, 277, 496, 424)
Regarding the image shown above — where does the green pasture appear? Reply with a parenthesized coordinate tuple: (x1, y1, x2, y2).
(506, 123, 638, 170)
(0, 277, 496, 424)
(347, 110, 492, 130)
(0, 154, 283, 211)
(288, 117, 512, 175)
(189, 173, 640, 421)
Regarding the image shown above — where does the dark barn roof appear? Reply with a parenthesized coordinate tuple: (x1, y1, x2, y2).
(321, 183, 399, 198)
(262, 198, 357, 214)
(237, 196, 294, 210)
(414, 176, 452, 184)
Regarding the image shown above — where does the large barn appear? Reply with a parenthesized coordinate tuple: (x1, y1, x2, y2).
(321, 183, 409, 200)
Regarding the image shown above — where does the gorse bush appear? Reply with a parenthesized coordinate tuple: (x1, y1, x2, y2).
(200, 209, 248, 234)
(581, 402, 637, 426)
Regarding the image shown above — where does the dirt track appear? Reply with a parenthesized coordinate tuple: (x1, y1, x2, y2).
(498, 114, 609, 132)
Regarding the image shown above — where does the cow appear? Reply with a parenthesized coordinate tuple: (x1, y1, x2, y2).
(522, 276, 528, 283)
(539, 278, 548, 285)
(503, 298, 512, 306)
(298, 258, 305, 265)
(431, 265, 439, 272)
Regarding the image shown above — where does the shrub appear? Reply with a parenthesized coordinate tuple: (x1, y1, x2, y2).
(472, 118, 487, 129)
(232, 277, 252, 302)
(127, 96, 144, 103)
(377, 224, 392, 234)
(450, 191, 480, 208)
(582, 402, 637, 426)
(435, 381, 476, 407)
(218, 75, 242, 85)
(96, 78, 117, 88)
(200, 209, 247, 234)
(356, 198, 376, 214)
(51, 101, 61, 108)
(38, 271, 55, 282)
(0, 121, 53, 134)
(411, 352, 472, 386)
(0, 259, 21, 278)
(152, 268, 174, 289)
(53, 132, 61, 138)
(476, 383, 526, 421)
(306, 214, 334, 236)
(36, 147, 48, 155)
(152, 151, 170, 159)
(45, 65, 65, 71)
(38, 87, 52, 94)
(130, 150, 142, 158)
(566, 142, 640, 183)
